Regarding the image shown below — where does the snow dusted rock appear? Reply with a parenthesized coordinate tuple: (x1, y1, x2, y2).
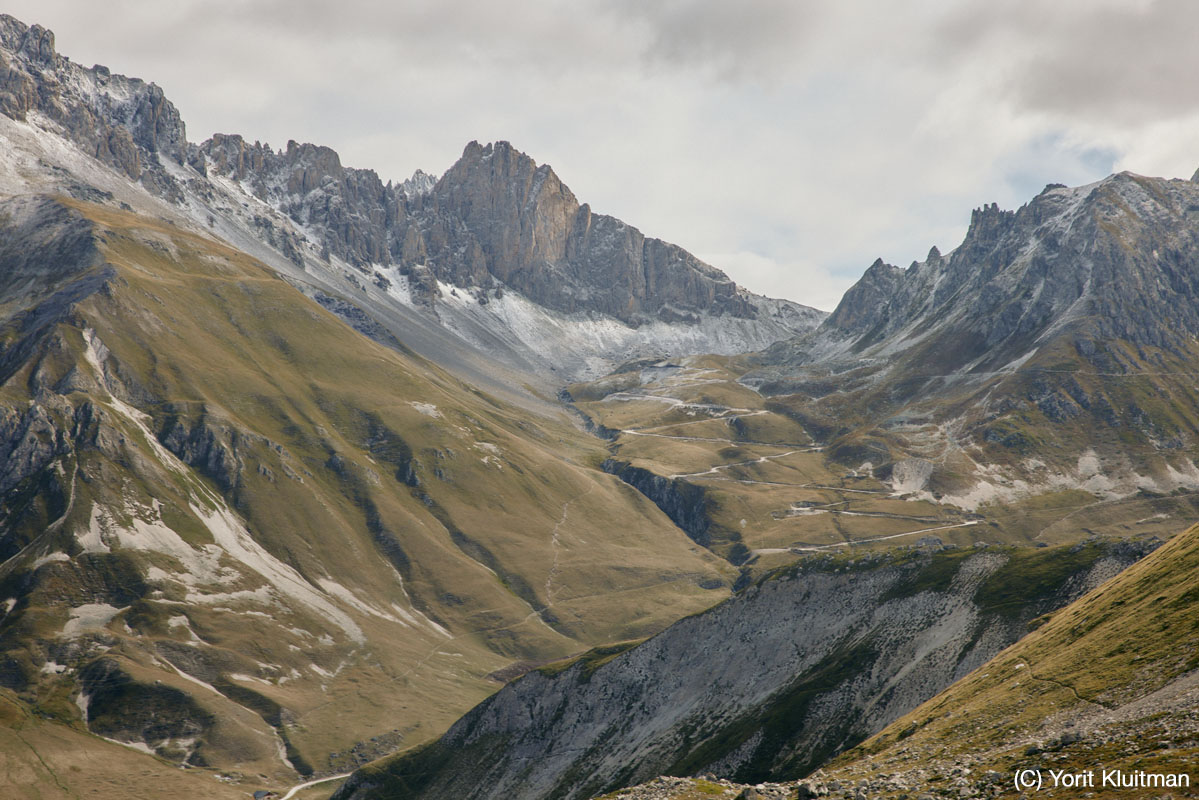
(0, 14, 188, 195)
(397, 168, 436, 198)
(0, 14, 824, 385)
(191, 134, 825, 371)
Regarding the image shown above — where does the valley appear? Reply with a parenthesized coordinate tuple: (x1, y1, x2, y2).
(568, 356, 1194, 571)
(0, 195, 735, 797)
(1, 10, 1198, 800)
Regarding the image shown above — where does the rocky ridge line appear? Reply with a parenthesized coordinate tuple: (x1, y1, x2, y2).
(332, 540, 1153, 800)
(0, 12, 824, 380)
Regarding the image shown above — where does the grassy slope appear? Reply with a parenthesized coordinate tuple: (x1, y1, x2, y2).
(826, 522, 1199, 797)
(0, 688, 255, 800)
(570, 346, 1199, 577)
(0, 198, 734, 792)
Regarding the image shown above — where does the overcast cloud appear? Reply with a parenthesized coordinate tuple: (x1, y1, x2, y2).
(8, 0, 1199, 310)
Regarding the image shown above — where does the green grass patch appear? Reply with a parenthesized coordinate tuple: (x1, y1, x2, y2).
(879, 549, 972, 602)
(974, 542, 1104, 618)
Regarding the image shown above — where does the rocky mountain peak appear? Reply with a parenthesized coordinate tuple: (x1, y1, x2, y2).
(430, 140, 579, 285)
(398, 168, 437, 198)
(407, 139, 802, 324)
(0, 14, 56, 67)
(822, 257, 903, 334)
(0, 12, 823, 381)
(0, 15, 187, 197)
(769, 166, 1199, 386)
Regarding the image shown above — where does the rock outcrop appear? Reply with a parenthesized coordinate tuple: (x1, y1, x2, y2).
(408, 141, 761, 324)
(333, 540, 1153, 800)
(0, 14, 824, 384)
(0, 14, 188, 199)
(195, 135, 812, 327)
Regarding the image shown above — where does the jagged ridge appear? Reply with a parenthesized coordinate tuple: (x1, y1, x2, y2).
(0, 12, 823, 386)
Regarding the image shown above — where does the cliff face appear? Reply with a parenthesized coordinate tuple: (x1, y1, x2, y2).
(0, 15, 188, 198)
(334, 540, 1153, 800)
(0, 13, 823, 388)
(195, 136, 794, 326)
(408, 141, 758, 322)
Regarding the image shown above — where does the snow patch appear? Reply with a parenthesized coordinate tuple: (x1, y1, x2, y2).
(316, 577, 403, 625)
(167, 615, 201, 642)
(102, 737, 156, 756)
(93, 501, 232, 586)
(184, 586, 275, 606)
(77, 504, 112, 553)
(381, 273, 813, 382)
(62, 603, 124, 637)
(165, 659, 225, 698)
(184, 503, 366, 643)
(75, 688, 89, 723)
(409, 402, 442, 418)
(228, 672, 271, 686)
(32, 552, 70, 570)
(1077, 450, 1101, 478)
(938, 453, 1199, 511)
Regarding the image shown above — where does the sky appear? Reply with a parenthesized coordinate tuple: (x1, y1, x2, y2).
(8, 0, 1199, 311)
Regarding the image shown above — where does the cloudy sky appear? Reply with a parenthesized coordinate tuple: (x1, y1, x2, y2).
(10, 0, 1199, 310)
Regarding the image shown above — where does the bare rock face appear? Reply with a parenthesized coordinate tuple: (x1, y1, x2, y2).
(0, 14, 188, 197)
(821, 257, 904, 335)
(195, 134, 801, 327)
(408, 141, 759, 323)
(333, 542, 1154, 800)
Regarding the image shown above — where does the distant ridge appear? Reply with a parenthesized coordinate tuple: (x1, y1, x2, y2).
(0, 12, 823, 384)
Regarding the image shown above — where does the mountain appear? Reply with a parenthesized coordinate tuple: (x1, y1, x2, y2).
(821, 521, 1199, 799)
(331, 164, 1199, 799)
(330, 539, 1153, 800)
(0, 13, 822, 388)
(745, 173, 1199, 509)
(0, 14, 863, 797)
(4, 11, 1199, 800)
(0, 194, 737, 793)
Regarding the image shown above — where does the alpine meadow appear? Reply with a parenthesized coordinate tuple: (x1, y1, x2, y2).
(0, 8, 1197, 800)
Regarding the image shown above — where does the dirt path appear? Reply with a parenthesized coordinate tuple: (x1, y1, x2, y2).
(279, 772, 352, 800)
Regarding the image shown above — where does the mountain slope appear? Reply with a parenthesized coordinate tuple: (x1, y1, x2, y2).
(580, 172, 1199, 800)
(0, 195, 734, 795)
(747, 173, 1199, 509)
(331, 539, 1153, 800)
(0, 12, 823, 387)
(813, 520, 1199, 799)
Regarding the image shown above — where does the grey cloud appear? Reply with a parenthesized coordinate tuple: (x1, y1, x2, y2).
(935, 0, 1199, 125)
(606, 0, 829, 80)
(5, 0, 1189, 311)
(173, 0, 635, 75)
